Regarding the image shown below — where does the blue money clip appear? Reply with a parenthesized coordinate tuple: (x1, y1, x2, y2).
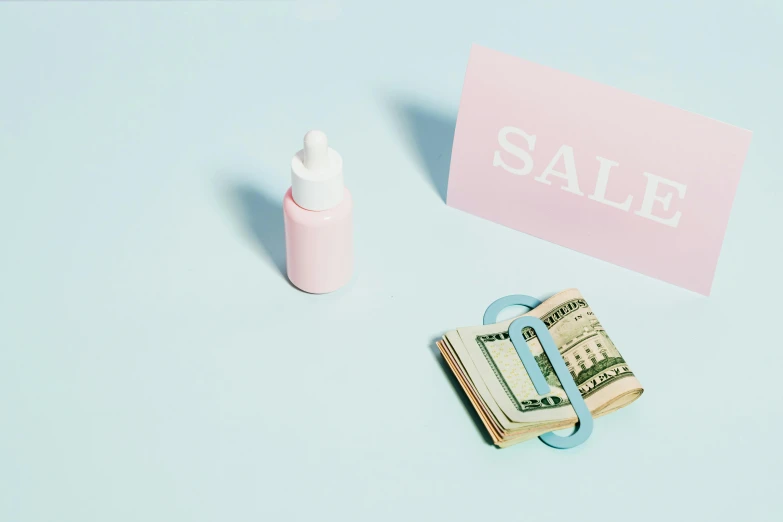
(483, 295, 594, 449)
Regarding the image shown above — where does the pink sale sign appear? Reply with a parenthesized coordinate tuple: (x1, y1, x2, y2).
(447, 45, 752, 295)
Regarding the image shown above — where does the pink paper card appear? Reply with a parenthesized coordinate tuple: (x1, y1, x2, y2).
(447, 44, 752, 295)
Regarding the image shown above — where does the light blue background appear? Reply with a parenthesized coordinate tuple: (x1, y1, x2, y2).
(1, 1, 781, 520)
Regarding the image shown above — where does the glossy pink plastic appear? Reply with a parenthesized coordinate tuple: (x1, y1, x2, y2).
(283, 187, 353, 293)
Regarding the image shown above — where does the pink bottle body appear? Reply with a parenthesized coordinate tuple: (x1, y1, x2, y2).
(283, 187, 353, 293)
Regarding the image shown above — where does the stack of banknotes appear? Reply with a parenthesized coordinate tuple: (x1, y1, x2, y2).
(437, 288, 643, 448)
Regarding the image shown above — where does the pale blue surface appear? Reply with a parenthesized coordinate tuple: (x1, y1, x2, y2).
(1, 2, 782, 521)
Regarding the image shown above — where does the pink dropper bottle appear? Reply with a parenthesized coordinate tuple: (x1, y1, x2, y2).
(283, 130, 353, 293)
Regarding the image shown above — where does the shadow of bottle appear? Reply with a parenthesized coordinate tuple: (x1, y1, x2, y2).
(223, 180, 288, 280)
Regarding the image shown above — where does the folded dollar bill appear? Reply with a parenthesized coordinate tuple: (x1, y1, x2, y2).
(437, 288, 643, 448)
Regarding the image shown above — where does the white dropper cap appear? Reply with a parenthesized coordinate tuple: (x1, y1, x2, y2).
(290, 130, 344, 211)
